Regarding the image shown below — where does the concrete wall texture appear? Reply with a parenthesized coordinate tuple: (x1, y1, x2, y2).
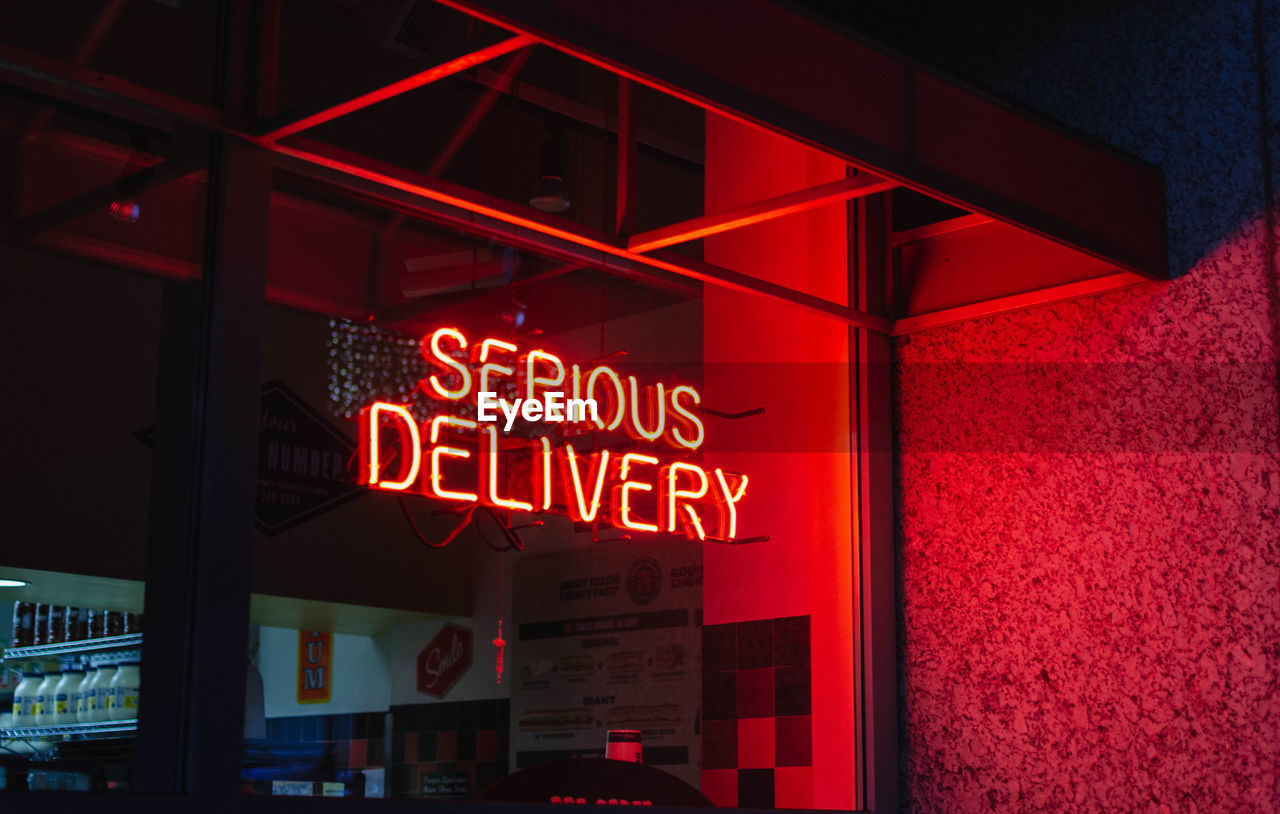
(896, 1, 1280, 810)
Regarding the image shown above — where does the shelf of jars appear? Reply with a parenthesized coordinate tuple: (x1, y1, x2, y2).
(2, 633, 142, 662)
(0, 718, 138, 740)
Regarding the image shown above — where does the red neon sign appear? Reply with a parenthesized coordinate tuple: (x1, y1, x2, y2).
(357, 327, 749, 542)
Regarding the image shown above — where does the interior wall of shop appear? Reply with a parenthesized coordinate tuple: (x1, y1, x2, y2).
(890, 0, 1280, 810)
(703, 114, 856, 810)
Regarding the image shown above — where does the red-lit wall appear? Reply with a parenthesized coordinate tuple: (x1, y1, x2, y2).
(702, 113, 857, 809)
(895, 1, 1280, 806)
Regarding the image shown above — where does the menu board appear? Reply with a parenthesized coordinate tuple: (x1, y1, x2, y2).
(510, 542, 702, 787)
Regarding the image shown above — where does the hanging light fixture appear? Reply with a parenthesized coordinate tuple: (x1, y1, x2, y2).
(529, 121, 571, 213)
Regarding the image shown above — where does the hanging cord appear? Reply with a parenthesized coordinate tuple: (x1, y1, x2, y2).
(398, 498, 477, 548)
(493, 544, 506, 684)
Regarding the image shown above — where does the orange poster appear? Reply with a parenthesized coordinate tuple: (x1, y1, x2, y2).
(297, 630, 332, 704)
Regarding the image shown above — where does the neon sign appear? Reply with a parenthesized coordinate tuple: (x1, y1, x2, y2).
(358, 327, 748, 542)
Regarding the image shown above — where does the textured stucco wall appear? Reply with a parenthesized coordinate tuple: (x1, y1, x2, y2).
(896, 1, 1280, 810)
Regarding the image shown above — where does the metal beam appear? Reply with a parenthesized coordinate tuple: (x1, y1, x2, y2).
(439, 0, 1169, 280)
(24, 0, 130, 138)
(892, 271, 1152, 335)
(427, 45, 533, 179)
(256, 34, 535, 143)
(627, 174, 897, 253)
(615, 76, 636, 235)
(17, 150, 204, 234)
(269, 139, 890, 333)
(890, 212, 993, 245)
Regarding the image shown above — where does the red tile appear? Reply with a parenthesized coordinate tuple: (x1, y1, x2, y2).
(476, 729, 498, 761)
(737, 717, 775, 770)
(437, 731, 458, 762)
(702, 719, 738, 769)
(348, 739, 366, 768)
(737, 667, 774, 718)
(775, 715, 812, 767)
(774, 766, 813, 808)
(701, 769, 738, 807)
(405, 732, 417, 763)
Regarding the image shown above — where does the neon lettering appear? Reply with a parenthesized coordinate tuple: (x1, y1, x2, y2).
(364, 402, 420, 490)
(665, 462, 709, 539)
(616, 453, 659, 533)
(668, 386, 705, 450)
(563, 445, 611, 523)
(425, 328, 471, 400)
(428, 415, 478, 502)
(484, 426, 533, 512)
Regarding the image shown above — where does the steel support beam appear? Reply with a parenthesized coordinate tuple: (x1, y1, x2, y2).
(17, 150, 204, 234)
(427, 45, 533, 179)
(849, 191, 899, 814)
(270, 138, 891, 334)
(627, 173, 897, 253)
(892, 270, 1152, 335)
(256, 34, 534, 143)
(890, 212, 993, 245)
(615, 77, 637, 235)
(23, 0, 130, 138)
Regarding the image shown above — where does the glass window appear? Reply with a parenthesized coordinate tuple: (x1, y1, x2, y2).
(0, 88, 204, 793)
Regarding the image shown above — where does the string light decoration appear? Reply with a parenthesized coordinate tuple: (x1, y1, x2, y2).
(327, 319, 426, 420)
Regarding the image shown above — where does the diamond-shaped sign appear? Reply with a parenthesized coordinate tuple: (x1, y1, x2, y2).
(255, 381, 361, 535)
(417, 624, 472, 698)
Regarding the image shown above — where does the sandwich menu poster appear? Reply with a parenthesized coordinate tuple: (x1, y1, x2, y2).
(510, 542, 702, 786)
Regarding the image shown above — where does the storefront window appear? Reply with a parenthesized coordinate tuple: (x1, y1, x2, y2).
(0, 89, 205, 792)
(237, 124, 859, 804)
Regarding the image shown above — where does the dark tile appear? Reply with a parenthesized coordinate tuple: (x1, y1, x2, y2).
(477, 760, 506, 792)
(738, 769, 774, 809)
(702, 719, 738, 770)
(418, 729, 438, 762)
(392, 734, 405, 764)
(772, 616, 810, 667)
(476, 729, 498, 762)
(285, 717, 302, 742)
(368, 713, 386, 739)
(352, 713, 367, 739)
(457, 701, 477, 731)
(703, 670, 738, 721)
(436, 702, 458, 732)
(476, 699, 500, 729)
(775, 716, 812, 767)
(366, 739, 386, 767)
(457, 729, 476, 761)
(319, 716, 335, 740)
(392, 708, 409, 733)
(335, 714, 353, 741)
(737, 620, 773, 669)
(420, 703, 441, 732)
(267, 718, 285, 741)
(495, 727, 509, 756)
(737, 668, 774, 718)
(702, 624, 737, 672)
(775, 666, 811, 716)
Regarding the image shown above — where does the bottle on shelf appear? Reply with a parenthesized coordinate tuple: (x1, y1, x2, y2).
(47, 605, 67, 644)
(105, 611, 126, 638)
(109, 661, 141, 721)
(33, 670, 60, 723)
(77, 667, 98, 723)
(32, 604, 50, 646)
(124, 612, 143, 634)
(12, 671, 42, 727)
(67, 606, 88, 642)
(11, 602, 36, 647)
(54, 667, 86, 724)
(86, 608, 105, 640)
(85, 664, 117, 723)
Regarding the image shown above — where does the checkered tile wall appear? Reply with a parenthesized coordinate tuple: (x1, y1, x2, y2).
(701, 615, 812, 809)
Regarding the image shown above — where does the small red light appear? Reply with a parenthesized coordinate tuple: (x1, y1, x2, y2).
(108, 200, 140, 223)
